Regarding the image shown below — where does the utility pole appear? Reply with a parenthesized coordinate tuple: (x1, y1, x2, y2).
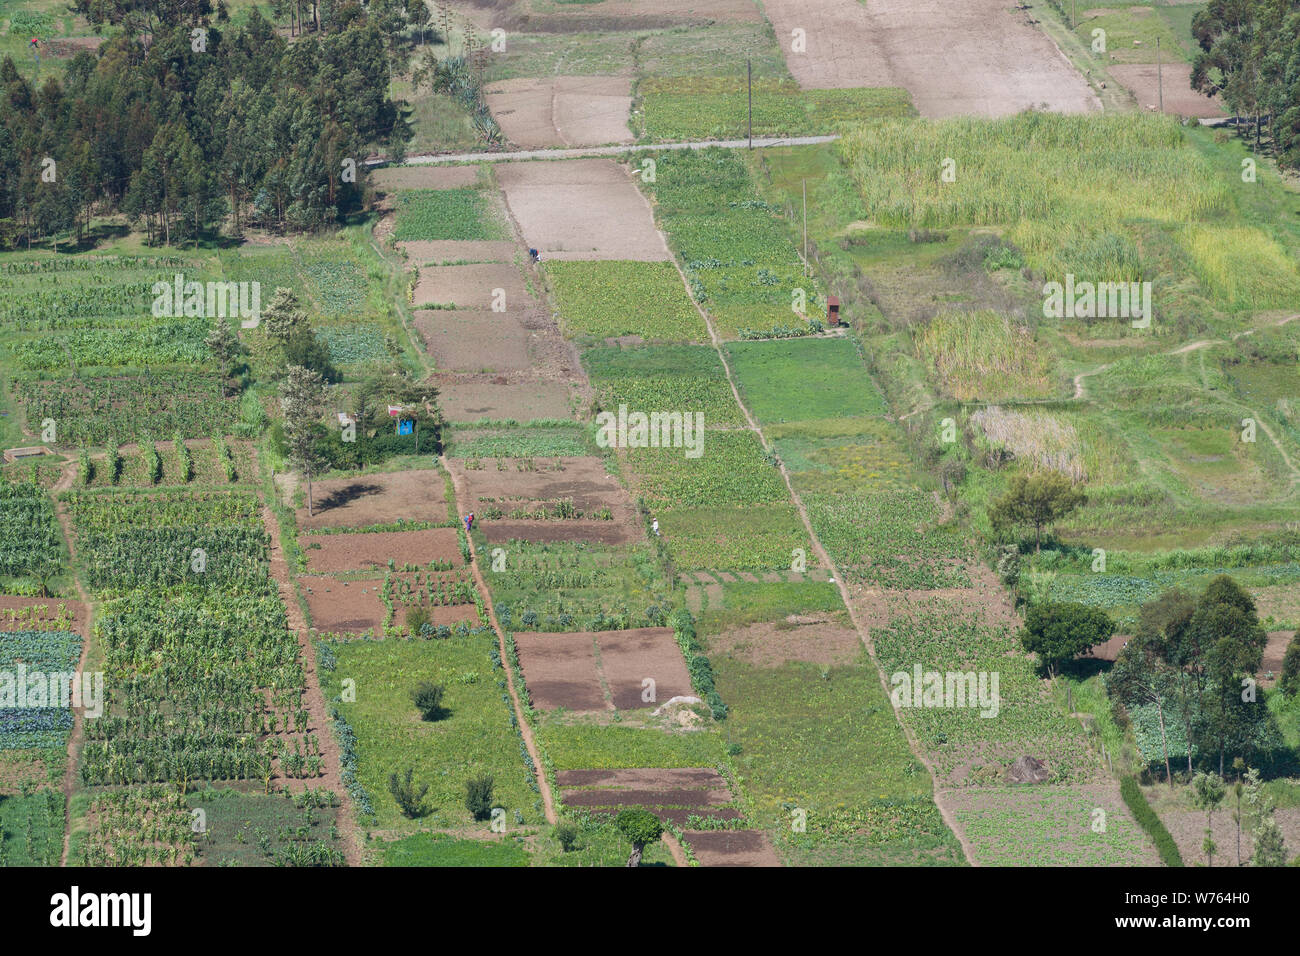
(802, 179, 808, 277)
(1157, 38, 1163, 113)
(747, 59, 753, 149)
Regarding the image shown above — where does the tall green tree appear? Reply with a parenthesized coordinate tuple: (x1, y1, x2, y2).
(280, 364, 328, 516)
(1020, 601, 1113, 678)
(205, 319, 245, 397)
(1111, 633, 1178, 787)
(1193, 576, 1268, 776)
(1138, 587, 1201, 775)
(989, 471, 1086, 551)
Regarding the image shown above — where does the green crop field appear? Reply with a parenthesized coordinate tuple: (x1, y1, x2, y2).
(583, 344, 747, 427)
(547, 260, 707, 342)
(727, 337, 887, 423)
(638, 78, 915, 141)
(393, 189, 506, 242)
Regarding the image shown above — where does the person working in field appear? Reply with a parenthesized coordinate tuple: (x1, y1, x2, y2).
(464, 512, 475, 533)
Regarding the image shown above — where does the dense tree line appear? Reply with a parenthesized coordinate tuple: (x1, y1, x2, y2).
(1192, 0, 1300, 166)
(0, 0, 419, 247)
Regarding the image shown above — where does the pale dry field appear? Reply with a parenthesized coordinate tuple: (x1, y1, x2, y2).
(496, 159, 670, 261)
(486, 76, 635, 148)
(761, 0, 1099, 117)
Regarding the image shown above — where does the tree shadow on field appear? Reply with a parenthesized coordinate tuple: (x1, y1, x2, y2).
(315, 482, 383, 512)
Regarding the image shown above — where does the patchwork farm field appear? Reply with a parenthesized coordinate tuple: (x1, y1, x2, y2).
(5, 0, 1300, 887)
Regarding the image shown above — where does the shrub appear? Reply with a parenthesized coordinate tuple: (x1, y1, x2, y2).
(671, 609, 727, 720)
(388, 768, 429, 819)
(410, 681, 446, 721)
(466, 774, 495, 821)
(554, 821, 579, 853)
(406, 605, 431, 635)
(1280, 635, 1300, 697)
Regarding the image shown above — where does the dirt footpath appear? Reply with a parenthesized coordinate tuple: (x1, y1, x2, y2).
(486, 77, 634, 148)
(761, 0, 1099, 117)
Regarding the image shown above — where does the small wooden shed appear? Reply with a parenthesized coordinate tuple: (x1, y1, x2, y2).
(827, 296, 840, 325)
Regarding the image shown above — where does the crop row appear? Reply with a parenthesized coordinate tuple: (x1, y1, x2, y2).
(11, 320, 211, 371)
(15, 372, 238, 445)
(0, 481, 64, 583)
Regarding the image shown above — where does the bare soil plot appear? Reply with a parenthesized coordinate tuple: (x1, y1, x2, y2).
(296, 470, 448, 531)
(681, 829, 781, 866)
(399, 240, 520, 265)
(302, 529, 463, 573)
(709, 613, 861, 668)
(597, 627, 695, 709)
(302, 574, 478, 634)
(1109, 64, 1226, 117)
(452, 455, 630, 512)
(434, 376, 575, 422)
(556, 767, 724, 788)
(516, 627, 690, 712)
(556, 765, 741, 824)
(418, 309, 583, 378)
(496, 159, 670, 261)
(515, 632, 608, 711)
(563, 787, 730, 808)
(486, 76, 634, 148)
(415, 310, 534, 372)
(372, 166, 482, 190)
(761, 0, 1099, 117)
(1079, 633, 1129, 662)
(448, 455, 642, 543)
(301, 578, 387, 633)
(0, 595, 88, 634)
(413, 263, 532, 310)
(1261, 630, 1295, 683)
